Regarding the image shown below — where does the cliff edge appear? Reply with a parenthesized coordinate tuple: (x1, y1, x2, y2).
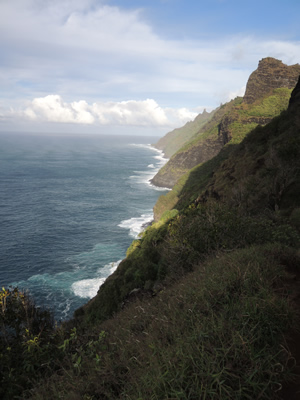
(243, 57, 300, 104)
(151, 58, 300, 191)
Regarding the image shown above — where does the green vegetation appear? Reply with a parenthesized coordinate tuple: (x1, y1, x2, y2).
(152, 88, 293, 190)
(0, 287, 59, 399)
(154, 109, 216, 158)
(178, 97, 243, 153)
(27, 245, 300, 400)
(243, 88, 292, 117)
(154, 144, 235, 220)
(2, 68, 300, 399)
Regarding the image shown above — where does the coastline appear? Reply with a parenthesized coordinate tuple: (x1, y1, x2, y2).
(1, 134, 169, 321)
(77, 142, 170, 307)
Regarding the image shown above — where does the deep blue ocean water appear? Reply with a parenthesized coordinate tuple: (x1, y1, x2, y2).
(0, 132, 168, 320)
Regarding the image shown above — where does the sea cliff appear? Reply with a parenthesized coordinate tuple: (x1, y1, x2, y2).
(151, 57, 300, 192)
(2, 62, 300, 400)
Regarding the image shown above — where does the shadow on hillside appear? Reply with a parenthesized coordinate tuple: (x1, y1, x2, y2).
(174, 144, 238, 211)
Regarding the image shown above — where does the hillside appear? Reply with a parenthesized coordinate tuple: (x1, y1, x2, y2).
(77, 75, 300, 324)
(151, 97, 242, 188)
(1, 71, 300, 400)
(154, 108, 215, 158)
(151, 58, 300, 189)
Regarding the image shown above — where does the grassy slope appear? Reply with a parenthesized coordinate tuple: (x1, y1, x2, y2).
(154, 87, 293, 219)
(154, 109, 216, 158)
(41, 81, 300, 399)
(72, 104, 300, 337)
(151, 98, 241, 188)
(2, 85, 300, 400)
(29, 245, 300, 400)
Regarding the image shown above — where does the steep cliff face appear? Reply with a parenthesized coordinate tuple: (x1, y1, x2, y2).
(151, 135, 225, 188)
(243, 57, 300, 104)
(78, 76, 300, 329)
(155, 109, 215, 158)
(16, 76, 300, 400)
(151, 58, 299, 190)
(151, 98, 239, 188)
(196, 74, 300, 212)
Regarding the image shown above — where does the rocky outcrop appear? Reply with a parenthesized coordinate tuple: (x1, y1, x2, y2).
(151, 58, 299, 189)
(218, 114, 275, 144)
(243, 57, 300, 104)
(151, 134, 224, 188)
(154, 109, 214, 158)
(151, 98, 241, 188)
(196, 74, 300, 211)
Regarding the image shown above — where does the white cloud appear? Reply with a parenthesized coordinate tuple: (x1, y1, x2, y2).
(24, 95, 95, 124)
(20, 95, 197, 127)
(226, 86, 246, 102)
(91, 99, 169, 126)
(0, 0, 300, 134)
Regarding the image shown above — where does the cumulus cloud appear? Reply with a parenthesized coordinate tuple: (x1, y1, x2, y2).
(226, 86, 246, 102)
(24, 95, 95, 124)
(21, 95, 197, 127)
(1, 0, 300, 134)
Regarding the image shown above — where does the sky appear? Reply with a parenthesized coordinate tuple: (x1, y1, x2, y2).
(1, 0, 300, 136)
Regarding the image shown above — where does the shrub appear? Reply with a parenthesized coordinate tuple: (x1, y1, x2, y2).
(0, 287, 57, 399)
(165, 202, 300, 277)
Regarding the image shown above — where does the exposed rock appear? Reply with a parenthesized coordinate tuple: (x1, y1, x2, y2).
(151, 98, 240, 188)
(151, 135, 224, 188)
(154, 108, 215, 158)
(218, 114, 274, 144)
(243, 57, 300, 104)
(151, 58, 299, 190)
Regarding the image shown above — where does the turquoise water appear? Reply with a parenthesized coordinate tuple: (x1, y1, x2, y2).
(0, 133, 168, 320)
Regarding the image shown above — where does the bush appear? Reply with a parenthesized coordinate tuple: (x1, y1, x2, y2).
(0, 287, 57, 399)
(165, 202, 300, 277)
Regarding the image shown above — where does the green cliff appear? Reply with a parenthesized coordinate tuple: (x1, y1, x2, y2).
(78, 73, 300, 325)
(154, 108, 216, 158)
(151, 58, 300, 191)
(2, 67, 300, 400)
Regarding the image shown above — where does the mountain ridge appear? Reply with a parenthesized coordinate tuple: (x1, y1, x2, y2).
(151, 58, 300, 190)
(154, 108, 215, 158)
(2, 62, 300, 400)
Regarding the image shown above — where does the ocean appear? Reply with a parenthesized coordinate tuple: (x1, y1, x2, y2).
(0, 132, 168, 320)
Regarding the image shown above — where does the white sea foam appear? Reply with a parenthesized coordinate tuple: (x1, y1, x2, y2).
(21, 258, 122, 302)
(130, 143, 159, 152)
(60, 298, 72, 319)
(71, 260, 122, 299)
(118, 213, 153, 238)
(128, 144, 170, 191)
(71, 277, 106, 298)
(119, 143, 170, 238)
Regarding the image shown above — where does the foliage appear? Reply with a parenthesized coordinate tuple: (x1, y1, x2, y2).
(154, 144, 236, 219)
(164, 202, 300, 277)
(0, 287, 58, 399)
(3, 79, 300, 399)
(28, 244, 300, 400)
(152, 88, 292, 198)
(155, 109, 215, 158)
(246, 88, 292, 117)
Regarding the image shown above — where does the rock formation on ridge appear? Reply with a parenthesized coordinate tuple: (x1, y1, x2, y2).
(243, 57, 300, 104)
(151, 57, 300, 189)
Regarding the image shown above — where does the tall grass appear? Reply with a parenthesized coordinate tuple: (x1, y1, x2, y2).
(28, 244, 299, 400)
